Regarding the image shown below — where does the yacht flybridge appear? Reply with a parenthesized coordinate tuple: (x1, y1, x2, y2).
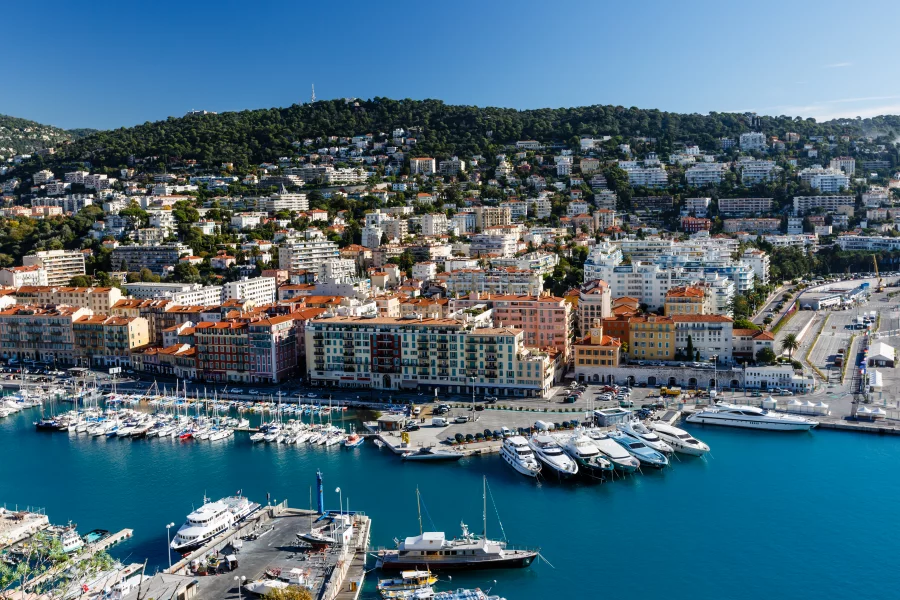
(170, 495, 260, 553)
(686, 402, 818, 431)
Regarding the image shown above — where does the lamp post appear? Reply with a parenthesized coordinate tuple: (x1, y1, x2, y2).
(710, 355, 718, 398)
(234, 575, 246, 600)
(335, 487, 343, 545)
(165, 522, 175, 570)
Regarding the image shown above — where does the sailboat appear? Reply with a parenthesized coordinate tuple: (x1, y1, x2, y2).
(376, 479, 539, 571)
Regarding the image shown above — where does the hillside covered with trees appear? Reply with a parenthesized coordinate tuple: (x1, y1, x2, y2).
(49, 98, 900, 170)
(0, 114, 97, 155)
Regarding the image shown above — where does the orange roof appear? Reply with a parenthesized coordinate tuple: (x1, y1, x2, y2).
(670, 315, 733, 323)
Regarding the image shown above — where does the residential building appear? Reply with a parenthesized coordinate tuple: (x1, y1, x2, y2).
(305, 317, 554, 396)
(473, 206, 511, 230)
(681, 217, 711, 233)
(683, 197, 711, 217)
(318, 258, 357, 282)
(222, 277, 277, 305)
(0, 265, 48, 287)
(619, 163, 668, 188)
(836, 235, 900, 252)
(732, 328, 775, 363)
(793, 195, 855, 215)
(123, 282, 222, 305)
(361, 225, 384, 249)
(73, 315, 150, 367)
(489, 251, 559, 276)
(743, 365, 814, 393)
(723, 218, 781, 234)
(829, 157, 856, 176)
(628, 316, 676, 361)
(23, 250, 86, 286)
(685, 163, 727, 187)
(576, 279, 612, 335)
(438, 157, 466, 176)
(469, 233, 518, 258)
(14, 286, 123, 313)
(574, 322, 623, 381)
(664, 286, 711, 316)
(810, 169, 850, 193)
(193, 321, 250, 382)
(718, 197, 774, 215)
(409, 157, 436, 175)
(739, 132, 766, 151)
(441, 268, 543, 296)
(257, 192, 308, 213)
(247, 315, 300, 383)
(632, 196, 674, 213)
(740, 159, 780, 184)
(421, 213, 449, 236)
(671, 315, 733, 364)
(111, 244, 190, 274)
(279, 240, 340, 271)
(0, 305, 91, 365)
(740, 248, 770, 286)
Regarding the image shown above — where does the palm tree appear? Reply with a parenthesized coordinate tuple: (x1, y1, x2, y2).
(781, 333, 800, 359)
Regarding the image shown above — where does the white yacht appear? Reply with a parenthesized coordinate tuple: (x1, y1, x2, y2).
(500, 436, 541, 478)
(685, 402, 819, 431)
(527, 434, 578, 479)
(617, 421, 674, 454)
(648, 423, 710, 456)
(585, 430, 640, 472)
(170, 495, 260, 553)
(562, 433, 613, 479)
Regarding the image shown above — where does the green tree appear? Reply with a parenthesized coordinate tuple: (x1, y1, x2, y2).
(69, 275, 92, 287)
(172, 262, 201, 283)
(756, 347, 777, 364)
(780, 333, 800, 359)
(263, 586, 314, 600)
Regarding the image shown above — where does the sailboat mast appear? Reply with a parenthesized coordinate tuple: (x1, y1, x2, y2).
(483, 476, 487, 538)
(416, 487, 423, 535)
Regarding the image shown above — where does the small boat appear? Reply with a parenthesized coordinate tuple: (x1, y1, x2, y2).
(402, 447, 463, 461)
(297, 527, 337, 547)
(648, 423, 710, 456)
(499, 436, 541, 478)
(60, 528, 84, 554)
(617, 420, 674, 455)
(377, 570, 437, 599)
(608, 430, 668, 469)
(433, 589, 504, 600)
(250, 432, 265, 443)
(528, 434, 578, 479)
(374, 438, 385, 448)
(208, 428, 234, 442)
(343, 433, 365, 448)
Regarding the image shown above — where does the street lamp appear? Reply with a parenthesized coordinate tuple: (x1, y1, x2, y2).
(710, 355, 718, 398)
(165, 522, 175, 570)
(335, 487, 342, 519)
(234, 575, 246, 600)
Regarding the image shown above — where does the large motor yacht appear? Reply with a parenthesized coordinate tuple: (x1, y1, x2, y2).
(527, 434, 578, 479)
(648, 423, 710, 456)
(685, 402, 818, 431)
(170, 495, 260, 553)
(499, 436, 541, 478)
(562, 433, 613, 478)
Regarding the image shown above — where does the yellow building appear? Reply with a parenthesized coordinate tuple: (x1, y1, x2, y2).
(574, 321, 622, 370)
(663, 286, 710, 316)
(628, 315, 675, 361)
(74, 315, 150, 367)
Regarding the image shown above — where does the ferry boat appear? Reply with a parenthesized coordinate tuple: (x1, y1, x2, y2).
(527, 434, 578, 479)
(499, 436, 541, 478)
(648, 423, 710, 456)
(377, 482, 538, 571)
(170, 495, 260, 553)
(685, 402, 819, 431)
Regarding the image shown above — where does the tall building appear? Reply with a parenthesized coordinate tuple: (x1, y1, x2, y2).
(222, 277, 277, 305)
(739, 132, 766, 151)
(23, 250, 86, 286)
(14, 286, 123, 313)
(305, 317, 554, 397)
(409, 157, 436, 175)
(111, 244, 190, 274)
(576, 280, 612, 335)
(73, 315, 150, 367)
(0, 265, 48, 287)
(278, 240, 340, 271)
(473, 206, 511, 231)
(0, 305, 91, 365)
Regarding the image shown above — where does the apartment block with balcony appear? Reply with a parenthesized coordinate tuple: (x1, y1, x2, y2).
(628, 316, 675, 361)
(14, 286, 123, 313)
(305, 317, 553, 397)
(671, 315, 733, 364)
(73, 315, 150, 367)
(0, 305, 91, 365)
(23, 250, 86, 286)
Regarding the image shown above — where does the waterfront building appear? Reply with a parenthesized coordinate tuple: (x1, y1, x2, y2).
(573, 322, 623, 381)
(628, 315, 675, 361)
(305, 316, 553, 396)
(664, 286, 711, 316)
(0, 305, 91, 365)
(23, 249, 86, 286)
(732, 328, 775, 363)
(576, 280, 612, 336)
(73, 315, 150, 367)
(671, 315, 733, 364)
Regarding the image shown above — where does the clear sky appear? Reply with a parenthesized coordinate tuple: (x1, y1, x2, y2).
(5, 0, 900, 130)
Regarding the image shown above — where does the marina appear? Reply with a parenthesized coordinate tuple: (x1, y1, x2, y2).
(2, 390, 900, 599)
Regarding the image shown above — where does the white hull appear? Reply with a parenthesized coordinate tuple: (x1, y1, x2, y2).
(685, 414, 816, 431)
(500, 450, 540, 477)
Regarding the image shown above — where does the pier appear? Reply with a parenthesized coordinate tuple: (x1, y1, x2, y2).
(165, 501, 372, 600)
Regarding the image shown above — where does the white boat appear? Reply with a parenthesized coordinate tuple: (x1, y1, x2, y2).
(585, 430, 640, 472)
(527, 434, 578, 479)
(617, 420, 674, 454)
(402, 446, 463, 461)
(648, 423, 710, 456)
(250, 432, 265, 443)
(685, 402, 819, 431)
(607, 430, 669, 469)
(243, 579, 290, 596)
(433, 589, 505, 600)
(170, 495, 260, 553)
(562, 433, 613, 478)
(325, 431, 345, 446)
(208, 428, 234, 442)
(60, 527, 84, 554)
(499, 436, 541, 478)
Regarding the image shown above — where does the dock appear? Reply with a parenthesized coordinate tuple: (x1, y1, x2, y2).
(167, 502, 372, 600)
(22, 528, 135, 591)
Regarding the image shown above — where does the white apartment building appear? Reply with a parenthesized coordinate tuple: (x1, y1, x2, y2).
(740, 248, 770, 286)
(490, 251, 559, 276)
(318, 258, 357, 282)
(469, 233, 518, 258)
(33, 170, 55, 184)
(836, 235, 900, 252)
(412, 262, 438, 281)
(619, 163, 668, 188)
(810, 170, 850, 193)
(588, 262, 686, 311)
(740, 132, 766, 151)
(278, 240, 340, 271)
(231, 212, 266, 229)
(829, 156, 856, 176)
(438, 157, 466, 176)
(409, 157, 436, 175)
(222, 276, 277, 305)
(672, 315, 734, 365)
(740, 160, 780, 184)
(793, 195, 855, 215)
(123, 282, 223, 305)
(23, 250, 86, 286)
(500, 201, 528, 221)
(862, 187, 890, 207)
(473, 206, 511, 230)
(685, 163, 727, 187)
(683, 197, 711, 217)
(566, 201, 591, 217)
(257, 192, 308, 213)
(0, 265, 48, 287)
(421, 213, 449, 236)
(361, 226, 384, 249)
(718, 197, 773, 215)
(529, 198, 552, 219)
(451, 212, 476, 233)
(442, 268, 543, 296)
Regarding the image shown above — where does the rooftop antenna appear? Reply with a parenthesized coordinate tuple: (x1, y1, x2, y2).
(311, 83, 316, 104)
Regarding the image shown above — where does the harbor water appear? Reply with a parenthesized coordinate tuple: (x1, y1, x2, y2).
(2, 407, 898, 600)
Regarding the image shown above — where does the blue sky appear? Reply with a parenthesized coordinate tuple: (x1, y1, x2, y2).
(5, 0, 900, 130)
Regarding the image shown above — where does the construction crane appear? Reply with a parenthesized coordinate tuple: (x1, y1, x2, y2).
(874, 254, 884, 292)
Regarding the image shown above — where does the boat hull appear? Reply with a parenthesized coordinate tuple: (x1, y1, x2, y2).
(685, 414, 817, 431)
(377, 552, 537, 571)
(500, 451, 540, 477)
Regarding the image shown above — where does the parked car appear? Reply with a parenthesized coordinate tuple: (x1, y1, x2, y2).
(307, 392, 318, 398)
(249, 390, 259, 395)
(403, 423, 420, 432)
(230, 388, 244, 394)
(485, 396, 498, 404)
(474, 404, 485, 411)
(454, 415, 469, 423)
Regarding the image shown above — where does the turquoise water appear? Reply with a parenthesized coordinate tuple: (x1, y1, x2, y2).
(2, 407, 898, 600)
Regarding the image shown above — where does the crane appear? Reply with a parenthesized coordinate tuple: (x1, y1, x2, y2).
(874, 254, 884, 292)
